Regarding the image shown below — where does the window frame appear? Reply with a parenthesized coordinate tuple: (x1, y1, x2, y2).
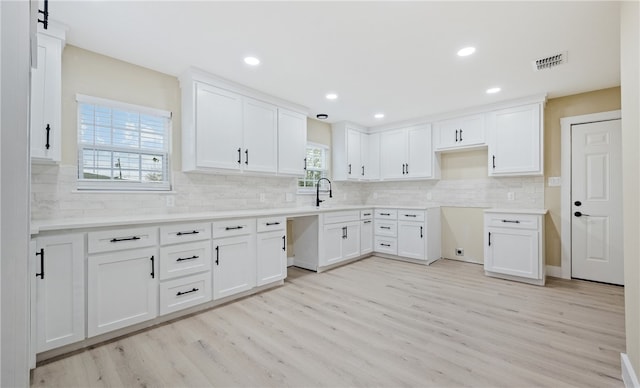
(76, 94, 172, 191)
(297, 142, 329, 195)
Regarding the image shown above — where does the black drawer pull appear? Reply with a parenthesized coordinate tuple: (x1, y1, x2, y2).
(380, 213, 391, 216)
(176, 255, 199, 262)
(266, 222, 281, 226)
(225, 226, 244, 231)
(150, 256, 155, 278)
(215, 246, 219, 265)
(45, 124, 51, 149)
(501, 220, 520, 224)
(404, 214, 417, 217)
(420, 226, 423, 238)
(363, 213, 371, 216)
(363, 220, 372, 224)
(282, 235, 286, 251)
(176, 288, 199, 297)
(380, 226, 391, 230)
(380, 243, 391, 247)
(176, 230, 199, 236)
(110, 236, 141, 243)
(35, 248, 44, 279)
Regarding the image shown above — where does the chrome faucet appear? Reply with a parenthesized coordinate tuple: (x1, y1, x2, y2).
(316, 178, 332, 207)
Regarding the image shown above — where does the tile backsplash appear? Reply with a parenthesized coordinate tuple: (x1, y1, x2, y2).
(31, 164, 543, 221)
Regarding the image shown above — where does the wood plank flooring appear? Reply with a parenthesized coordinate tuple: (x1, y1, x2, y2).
(31, 257, 626, 387)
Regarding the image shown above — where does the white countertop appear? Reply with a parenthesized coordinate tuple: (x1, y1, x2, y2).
(31, 205, 441, 234)
(483, 208, 548, 215)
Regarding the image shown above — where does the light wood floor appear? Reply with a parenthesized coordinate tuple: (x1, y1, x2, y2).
(31, 257, 625, 388)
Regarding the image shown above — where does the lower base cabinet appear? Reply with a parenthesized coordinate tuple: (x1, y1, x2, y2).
(321, 221, 361, 266)
(88, 247, 159, 337)
(213, 235, 257, 300)
(360, 219, 373, 255)
(159, 272, 212, 315)
(256, 230, 287, 286)
(397, 221, 425, 260)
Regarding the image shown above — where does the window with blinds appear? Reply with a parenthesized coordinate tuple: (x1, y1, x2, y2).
(76, 95, 171, 191)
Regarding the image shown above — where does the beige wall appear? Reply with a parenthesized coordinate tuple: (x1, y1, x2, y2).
(61, 45, 181, 168)
(621, 0, 640, 377)
(543, 87, 621, 266)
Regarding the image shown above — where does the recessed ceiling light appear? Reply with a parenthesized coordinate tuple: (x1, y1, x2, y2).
(374, 113, 385, 119)
(325, 93, 338, 100)
(486, 87, 501, 94)
(457, 47, 476, 57)
(244, 56, 260, 66)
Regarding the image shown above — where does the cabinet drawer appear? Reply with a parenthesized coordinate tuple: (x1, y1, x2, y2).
(211, 218, 256, 238)
(398, 210, 425, 222)
(375, 221, 397, 237)
(160, 272, 212, 315)
(485, 213, 539, 230)
(257, 216, 286, 232)
(160, 241, 212, 280)
(360, 209, 373, 220)
(323, 210, 360, 224)
(375, 209, 397, 220)
(374, 237, 398, 255)
(88, 226, 158, 254)
(160, 222, 211, 245)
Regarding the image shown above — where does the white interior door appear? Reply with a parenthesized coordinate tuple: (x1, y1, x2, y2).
(571, 119, 623, 285)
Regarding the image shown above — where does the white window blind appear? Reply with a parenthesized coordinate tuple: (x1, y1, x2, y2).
(298, 143, 328, 193)
(76, 95, 171, 191)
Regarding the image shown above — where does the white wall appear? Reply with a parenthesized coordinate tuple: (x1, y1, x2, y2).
(0, 1, 31, 385)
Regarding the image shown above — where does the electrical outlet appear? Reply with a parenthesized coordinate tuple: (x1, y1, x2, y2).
(373, 192, 378, 199)
(165, 196, 175, 207)
(426, 192, 433, 200)
(507, 192, 515, 201)
(259, 193, 266, 202)
(455, 248, 464, 256)
(285, 193, 294, 202)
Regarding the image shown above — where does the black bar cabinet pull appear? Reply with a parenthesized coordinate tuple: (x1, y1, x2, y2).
(176, 255, 199, 262)
(405, 164, 409, 174)
(282, 235, 286, 251)
(245, 149, 249, 165)
(38, 0, 49, 29)
(362, 165, 365, 176)
(501, 219, 520, 224)
(176, 230, 199, 236)
(348, 164, 352, 175)
(215, 246, 219, 265)
(364, 220, 372, 224)
(459, 129, 463, 141)
(266, 222, 281, 226)
(176, 288, 198, 297)
(402, 163, 406, 175)
(45, 124, 51, 149)
(304, 158, 307, 170)
(237, 148, 241, 164)
(342, 226, 347, 239)
(404, 214, 417, 218)
(364, 213, 371, 216)
(455, 129, 458, 142)
(380, 226, 391, 230)
(488, 232, 492, 246)
(150, 256, 155, 278)
(225, 226, 244, 231)
(420, 226, 424, 238)
(381, 213, 391, 216)
(110, 236, 141, 243)
(492, 155, 496, 169)
(381, 243, 391, 247)
(35, 248, 44, 279)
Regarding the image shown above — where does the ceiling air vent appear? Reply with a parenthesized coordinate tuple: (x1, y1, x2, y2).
(533, 51, 568, 71)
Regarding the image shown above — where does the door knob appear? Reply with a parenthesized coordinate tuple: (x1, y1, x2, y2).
(574, 201, 582, 206)
(574, 211, 590, 217)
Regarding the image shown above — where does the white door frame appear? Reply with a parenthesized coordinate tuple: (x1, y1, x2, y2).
(560, 110, 621, 279)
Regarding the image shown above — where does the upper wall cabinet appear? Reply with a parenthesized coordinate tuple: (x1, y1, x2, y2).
(180, 69, 308, 176)
(488, 103, 543, 176)
(380, 124, 439, 181)
(434, 114, 486, 152)
(30, 23, 66, 164)
(331, 123, 379, 181)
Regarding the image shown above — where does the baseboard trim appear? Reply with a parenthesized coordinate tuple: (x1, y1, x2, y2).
(622, 353, 640, 388)
(545, 265, 563, 278)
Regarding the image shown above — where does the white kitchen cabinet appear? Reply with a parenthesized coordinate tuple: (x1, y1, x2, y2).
(434, 114, 486, 151)
(88, 247, 158, 337)
(360, 210, 374, 255)
(213, 234, 257, 300)
(380, 124, 438, 180)
(180, 69, 308, 175)
(159, 272, 212, 315)
(346, 129, 362, 179)
(332, 123, 371, 181)
(365, 133, 380, 180)
(320, 211, 361, 267)
(278, 108, 308, 176)
(32, 234, 85, 352)
(256, 230, 287, 286)
(375, 208, 441, 264)
(484, 210, 546, 285)
(243, 97, 278, 174)
(488, 103, 543, 176)
(397, 221, 425, 260)
(30, 24, 65, 163)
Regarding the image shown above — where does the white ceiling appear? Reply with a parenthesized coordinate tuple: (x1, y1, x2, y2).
(52, 1, 621, 128)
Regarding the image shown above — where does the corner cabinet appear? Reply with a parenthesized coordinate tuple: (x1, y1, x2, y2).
(488, 103, 543, 176)
(180, 69, 308, 176)
(484, 210, 546, 285)
(380, 124, 439, 180)
(30, 23, 66, 163)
